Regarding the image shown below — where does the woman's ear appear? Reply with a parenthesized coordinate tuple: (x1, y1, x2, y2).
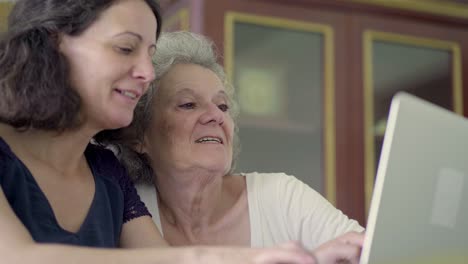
(56, 32, 68, 52)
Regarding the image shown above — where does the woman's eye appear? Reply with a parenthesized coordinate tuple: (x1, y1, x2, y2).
(218, 104, 229, 112)
(118, 46, 134, 54)
(179, 102, 196, 109)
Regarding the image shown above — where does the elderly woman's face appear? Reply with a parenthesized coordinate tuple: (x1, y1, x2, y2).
(143, 63, 234, 174)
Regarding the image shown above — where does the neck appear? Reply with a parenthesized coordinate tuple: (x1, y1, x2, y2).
(0, 123, 96, 175)
(155, 168, 229, 237)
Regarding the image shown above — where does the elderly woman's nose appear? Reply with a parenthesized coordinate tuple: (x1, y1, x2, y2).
(200, 103, 224, 125)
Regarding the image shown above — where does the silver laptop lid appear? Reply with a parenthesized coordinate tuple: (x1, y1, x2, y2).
(360, 92, 468, 264)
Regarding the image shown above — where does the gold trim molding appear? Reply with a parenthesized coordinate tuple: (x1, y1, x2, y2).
(224, 12, 337, 204)
(350, 0, 468, 20)
(0, 2, 13, 32)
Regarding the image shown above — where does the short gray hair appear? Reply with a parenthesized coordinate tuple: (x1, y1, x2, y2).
(106, 31, 241, 184)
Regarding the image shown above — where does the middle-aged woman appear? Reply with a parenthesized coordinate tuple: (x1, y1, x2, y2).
(0, 1, 332, 263)
(102, 31, 365, 264)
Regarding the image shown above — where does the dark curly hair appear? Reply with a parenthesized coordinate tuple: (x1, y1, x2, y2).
(0, 0, 162, 131)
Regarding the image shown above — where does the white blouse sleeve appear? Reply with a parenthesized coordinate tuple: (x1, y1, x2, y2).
(275, 173, 364, 250)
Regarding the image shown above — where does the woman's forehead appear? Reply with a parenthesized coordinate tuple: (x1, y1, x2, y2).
(85, 0, 157, 44)
(159, 66, 224, 93)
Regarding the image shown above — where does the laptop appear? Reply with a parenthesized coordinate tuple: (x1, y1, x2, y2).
(359, 92, 468, 264)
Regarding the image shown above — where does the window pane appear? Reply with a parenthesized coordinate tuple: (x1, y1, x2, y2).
(233, 21, 325, 191)
(373, 41, 452, 166)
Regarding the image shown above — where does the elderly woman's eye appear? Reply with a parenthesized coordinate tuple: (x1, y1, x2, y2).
(218, 104, 229, 112)
(179, 102, 196, 109)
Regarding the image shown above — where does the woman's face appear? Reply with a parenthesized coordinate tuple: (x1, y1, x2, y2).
(59, 0, 157, 131)
(143, 63, 235, 175)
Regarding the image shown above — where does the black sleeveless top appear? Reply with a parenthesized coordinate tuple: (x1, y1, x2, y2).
(0, 138, 150, 247)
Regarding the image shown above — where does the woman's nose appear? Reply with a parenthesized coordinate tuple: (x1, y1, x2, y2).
(200, 104, 224, 125)
(132, 53, 155, 83)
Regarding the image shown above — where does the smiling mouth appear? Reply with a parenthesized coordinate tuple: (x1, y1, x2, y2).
(115, 89, 138, 100)
(195, 137, 223, 144)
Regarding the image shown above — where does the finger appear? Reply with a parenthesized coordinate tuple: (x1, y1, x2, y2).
(314, 242, 362, 264)
(336, 232, 365, 247)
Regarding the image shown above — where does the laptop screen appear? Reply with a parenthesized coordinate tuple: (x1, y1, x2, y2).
(360, 92, 468, 264)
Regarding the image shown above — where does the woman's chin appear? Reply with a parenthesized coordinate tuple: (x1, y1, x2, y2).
(199, 161, 231, 174)
(102, 115, 134, 130)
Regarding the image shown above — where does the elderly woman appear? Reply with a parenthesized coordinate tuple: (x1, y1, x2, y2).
(104, 31, 364, 263)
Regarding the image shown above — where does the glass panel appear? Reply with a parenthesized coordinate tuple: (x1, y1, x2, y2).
(233, 21, 324, 191)
(372, 41, 452, 167)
